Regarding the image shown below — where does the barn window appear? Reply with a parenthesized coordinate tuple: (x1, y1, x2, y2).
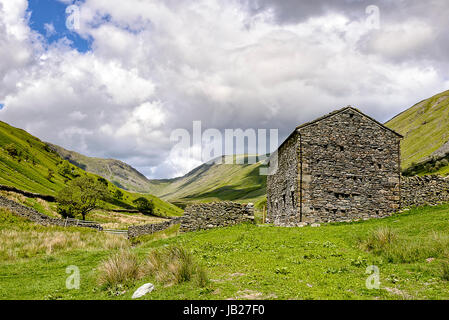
(339, 145, 344, 152)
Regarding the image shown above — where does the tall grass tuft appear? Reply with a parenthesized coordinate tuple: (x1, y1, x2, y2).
(97, 250, 141, 288)
(143, 245, 208, 286)
(440, 261, 449, 281)
(361, 227, 449, 263)
(360, 227, 398, 253)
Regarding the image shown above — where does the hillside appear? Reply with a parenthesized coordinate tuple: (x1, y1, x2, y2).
(0, 121, 182, 217)
(47, 143, 153, 193)
(386, 90, 449, 175)
(148, 155, 266, 208)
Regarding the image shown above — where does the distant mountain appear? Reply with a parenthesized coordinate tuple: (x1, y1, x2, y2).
(47, 143, 153, 193)
(385, 89, 449, 176)
(148, 155, 267, 208)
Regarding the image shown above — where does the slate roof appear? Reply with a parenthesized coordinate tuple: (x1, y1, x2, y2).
(275, 105, 403, 153)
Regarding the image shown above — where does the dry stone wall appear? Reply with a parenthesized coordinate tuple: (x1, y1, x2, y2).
(127, 217, 183, 238)
(128, 202, 254, 238)
(0, 195, 102, 230)
(180, 202, 254, 232)
(0, 184, 56, 202)
(401, 175, 449, 207)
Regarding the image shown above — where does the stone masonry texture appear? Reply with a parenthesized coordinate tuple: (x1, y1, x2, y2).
(267, 107, 403, 226)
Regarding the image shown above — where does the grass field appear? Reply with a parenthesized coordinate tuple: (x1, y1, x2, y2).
(1, 204, 449, 300)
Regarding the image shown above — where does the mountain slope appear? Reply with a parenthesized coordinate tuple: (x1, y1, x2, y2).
(0, 120, 182, 217)
(385, 89, 449, 175)
(148, 155, 266, 208)
(47, 143, 153, 193)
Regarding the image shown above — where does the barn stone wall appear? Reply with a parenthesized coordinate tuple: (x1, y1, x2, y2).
(266, 133, 300, 225)
(299, 109, 401, 224)
(267, 108, 402, 226)
(180, 202, 254, 232)
(401, 175, 449, 207)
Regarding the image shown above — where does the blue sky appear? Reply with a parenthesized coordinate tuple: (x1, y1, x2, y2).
(27, 0, 90, 52)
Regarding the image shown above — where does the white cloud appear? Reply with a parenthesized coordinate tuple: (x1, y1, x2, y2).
(44, 22, 56, 37)
(0, 0, 448, 178)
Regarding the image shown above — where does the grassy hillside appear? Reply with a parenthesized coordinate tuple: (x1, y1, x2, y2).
(1, 204, 449, 299)
(386, 90, 449, 175)
(148, 155, 267, 208)
(0, 121, 182, 217)
(47, 143, 153, 193)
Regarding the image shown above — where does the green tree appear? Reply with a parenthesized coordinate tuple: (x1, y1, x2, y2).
(4, 143, 20, 158)
(58, 160, 72, 177)
(57, 176, 108, 220)
(133, 197, 154, 215)
(47, 168, 55, 181)
(113, 189, 124, 200)
(97, 177, 108, 187)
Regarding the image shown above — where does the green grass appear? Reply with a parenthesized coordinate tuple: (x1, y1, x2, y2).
(0, 121, 183, 218)
(386, 89, 449, 173)
(1, 204, 449, 300)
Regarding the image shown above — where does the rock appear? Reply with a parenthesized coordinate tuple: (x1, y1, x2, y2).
(132, 283, 154, 299)
(311, 223, 321, 227)
(426, 258, 435, 263)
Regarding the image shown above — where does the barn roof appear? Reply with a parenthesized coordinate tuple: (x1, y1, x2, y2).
(275, 106, 403, 153)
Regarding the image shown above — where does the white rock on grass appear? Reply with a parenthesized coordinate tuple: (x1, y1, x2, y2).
(132, 283, 155, 299)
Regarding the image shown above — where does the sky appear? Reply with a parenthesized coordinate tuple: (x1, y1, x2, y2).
(0, 0, 448, 179)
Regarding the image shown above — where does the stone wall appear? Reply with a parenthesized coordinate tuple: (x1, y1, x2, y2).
(0, 195, 102, 230)
(180, 202, 254, 232)
(266, 131, 300, 225)
(401, 175, 449, 208)
(0, 184, 56, 202)
(127, 217, 183, 239)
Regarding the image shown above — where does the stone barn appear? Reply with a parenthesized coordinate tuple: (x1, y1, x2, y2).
(266, 106, 403, 226)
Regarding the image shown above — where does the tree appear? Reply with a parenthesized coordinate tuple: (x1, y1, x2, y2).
(133, 197, 154, 215)
(57, 176, 108, 220)
(4, 143, 20, 158)
(47, 168, 55, 181)
(58, 160, 72, 177)
(113, 189, 123, 200)
(97, 177, 108, 187)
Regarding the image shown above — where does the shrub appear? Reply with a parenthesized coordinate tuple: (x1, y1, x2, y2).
(97, 250, 141, 288)
(113, 189, 124, 200)
(3, 143, 20, 158)
(143, 246, 208, 286)
(133, 197, 154, 215)
(57, 160, 72, 177)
